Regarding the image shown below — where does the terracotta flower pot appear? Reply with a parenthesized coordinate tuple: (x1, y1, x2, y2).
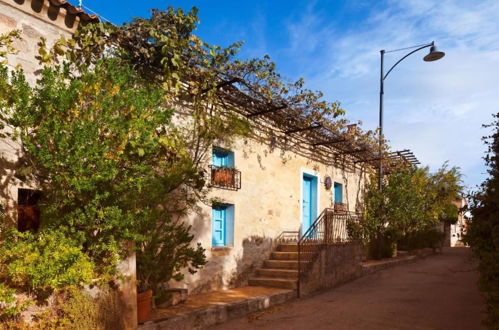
(212, 168, 234, 186)
(137, 289, 153, 324)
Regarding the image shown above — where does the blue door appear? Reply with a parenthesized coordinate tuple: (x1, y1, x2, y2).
(302, 174, 317, 234)
(334, 182, 343, 204)
(212, 206, 226, 247)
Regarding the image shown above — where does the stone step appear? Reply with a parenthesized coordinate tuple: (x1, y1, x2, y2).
(264, 259, 308, 270)
(277, 244, 322, 253)
(277, 244, 298, 252)
(248, 277, 298, 290)
(271, 251, 315, 260)
(257, 268, 298, 279)
(271, 251, 299, 260)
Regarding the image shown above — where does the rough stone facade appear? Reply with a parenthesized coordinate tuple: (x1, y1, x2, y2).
(180, 134, 368, 294)
(0, 0, 371, 304)
(299, 242, 363, 296)
(0, 1, 137, 328)
(0, 0, 76, 222)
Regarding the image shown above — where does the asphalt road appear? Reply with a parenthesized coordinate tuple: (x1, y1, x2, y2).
(212, 248, 485, 330)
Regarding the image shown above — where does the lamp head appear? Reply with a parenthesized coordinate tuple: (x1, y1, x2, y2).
(423, 45, 445, 62)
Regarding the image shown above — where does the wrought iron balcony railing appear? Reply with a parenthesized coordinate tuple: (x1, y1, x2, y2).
(209, 165, 242, 191)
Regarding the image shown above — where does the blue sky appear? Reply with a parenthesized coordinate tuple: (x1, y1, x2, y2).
(82, 0, 499, 190)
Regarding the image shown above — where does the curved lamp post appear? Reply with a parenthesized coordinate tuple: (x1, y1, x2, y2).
(378, 41, 445, 190)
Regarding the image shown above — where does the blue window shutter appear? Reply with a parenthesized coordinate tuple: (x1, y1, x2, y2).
(212, 150, 225, 167)
(212, 204, 235, 247)
(226, 205, 234, 246)
(212, 206, 226, 247)
(227, 152, 234, 168)
(212, 148, 234, 168)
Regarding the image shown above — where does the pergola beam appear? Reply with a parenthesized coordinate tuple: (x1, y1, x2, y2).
(285, 124, 322, 135)
(389, 149, 410, 154)
(312, 138, 347, 146)
(339, 149, 368, 155)
(246, 104, 287, 118)
(200, 78, 240, 94)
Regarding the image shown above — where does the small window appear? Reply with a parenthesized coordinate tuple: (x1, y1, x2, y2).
(212, 147, 234, 168)
(210, 147, 241, 190)
(212, 204, 234, 247)
(17, 188, 41, 232)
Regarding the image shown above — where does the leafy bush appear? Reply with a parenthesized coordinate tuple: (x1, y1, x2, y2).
(137, 214, 206, 292)
(31, 287, 100, 329)
(464, 113, 499, 329)
(0, 283, 28, 321)
(0, 229, 94, 298)
(368, 229, 397, 259)
(398, 229, 444, 251)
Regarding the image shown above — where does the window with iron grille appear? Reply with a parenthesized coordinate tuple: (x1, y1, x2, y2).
(211, 147, 241, 190)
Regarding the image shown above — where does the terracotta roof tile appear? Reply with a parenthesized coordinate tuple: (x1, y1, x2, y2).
(48, 0, 99, 23)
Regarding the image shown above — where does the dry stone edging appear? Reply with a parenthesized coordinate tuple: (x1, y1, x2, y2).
(139, 289, 295, 330)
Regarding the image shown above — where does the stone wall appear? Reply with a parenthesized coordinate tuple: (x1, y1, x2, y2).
(0, 0, 75, 223)
(0, 2, 137, 328)
(0, 0, 371, 303)
(299, 242, 363, 296)
(177, 135, 369, 294)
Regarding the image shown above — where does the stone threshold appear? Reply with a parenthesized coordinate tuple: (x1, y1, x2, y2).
(139, 286, 296, 330)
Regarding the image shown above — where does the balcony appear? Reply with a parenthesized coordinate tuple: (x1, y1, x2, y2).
(209, 165, 241, 191)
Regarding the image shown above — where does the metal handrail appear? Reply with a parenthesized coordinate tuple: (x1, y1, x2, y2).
(297, 208, 361, 297)
(275, 230, 300, 243)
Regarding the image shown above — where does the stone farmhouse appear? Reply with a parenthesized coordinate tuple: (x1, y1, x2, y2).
(0, 0, 419, 302)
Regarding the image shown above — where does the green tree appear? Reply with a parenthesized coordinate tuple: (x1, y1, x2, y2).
(465, 113, 499, 329)
(363, 164, 462, 258)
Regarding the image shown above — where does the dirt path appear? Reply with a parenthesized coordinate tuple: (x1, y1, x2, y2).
(211, 248, 485, 330)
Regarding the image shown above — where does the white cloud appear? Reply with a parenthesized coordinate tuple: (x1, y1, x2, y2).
(282, 0, 499, 189)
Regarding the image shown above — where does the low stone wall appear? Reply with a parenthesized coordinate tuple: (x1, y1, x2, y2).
(299, 244, 439, 297)
(299, 242, 363, 296)
(140, 289, 296, 330)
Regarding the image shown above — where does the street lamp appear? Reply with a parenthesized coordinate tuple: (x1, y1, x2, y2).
(378, 41, 445, 190)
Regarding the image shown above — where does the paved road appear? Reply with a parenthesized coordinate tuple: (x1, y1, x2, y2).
(212, 248, 485, 330)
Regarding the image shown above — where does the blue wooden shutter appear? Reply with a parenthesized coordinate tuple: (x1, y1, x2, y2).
(212, 148, 234, 167)
(212, 206, 226, 246)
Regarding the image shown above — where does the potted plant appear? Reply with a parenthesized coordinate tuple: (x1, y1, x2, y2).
(136, 211, 207, 322)
(136, 285, 153, 324)
(212, 166, 234, 186)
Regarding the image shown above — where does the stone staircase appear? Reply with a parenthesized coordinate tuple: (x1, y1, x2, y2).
(248, 243, 318, 290)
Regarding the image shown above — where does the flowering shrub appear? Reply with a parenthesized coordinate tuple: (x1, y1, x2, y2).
(0, 229, 94, 298)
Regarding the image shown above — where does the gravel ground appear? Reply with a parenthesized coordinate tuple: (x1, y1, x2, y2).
(211, 248, 485, 330)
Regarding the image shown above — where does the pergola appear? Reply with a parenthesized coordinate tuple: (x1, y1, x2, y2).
(204, 77, 420, 172)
